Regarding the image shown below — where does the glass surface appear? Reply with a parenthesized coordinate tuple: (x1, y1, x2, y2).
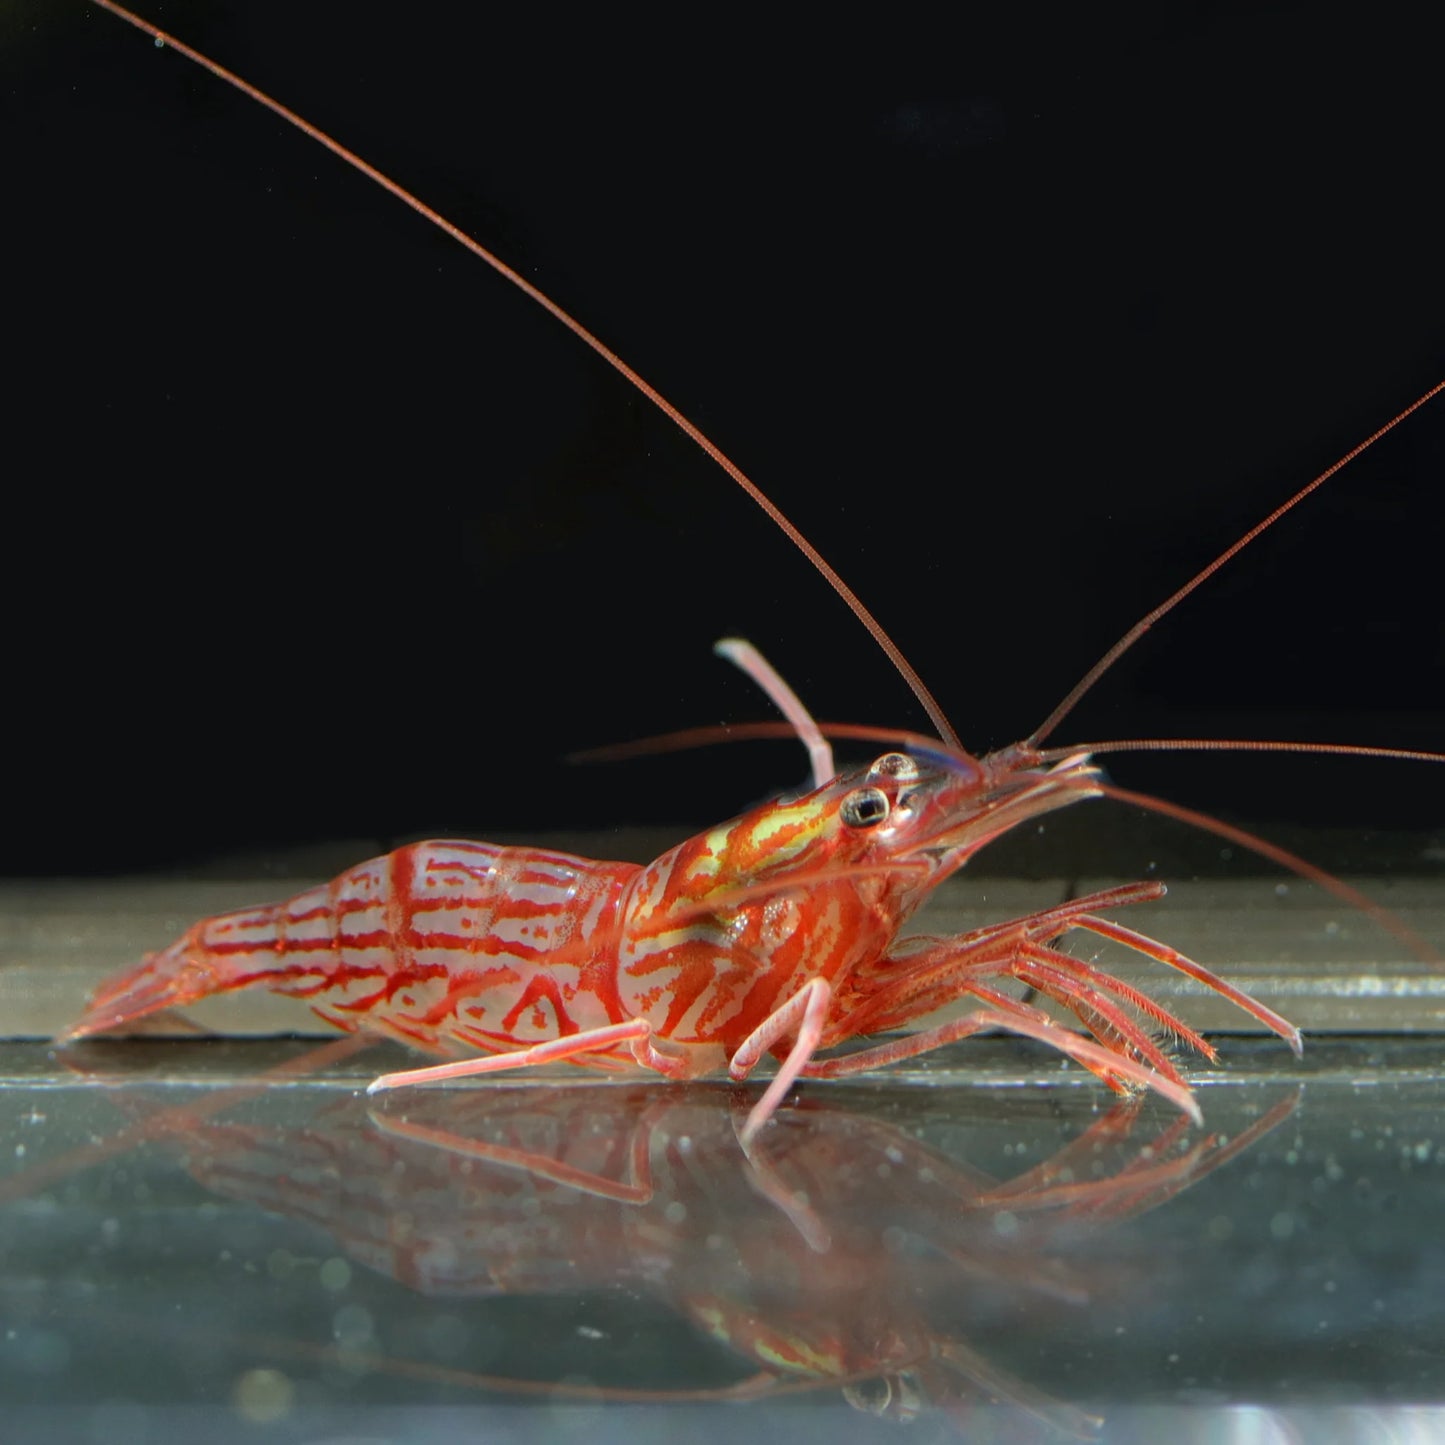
(3, 1035, 1443, 1442)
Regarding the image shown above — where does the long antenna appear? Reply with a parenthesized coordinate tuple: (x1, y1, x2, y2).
(1032, 737, 1445, 767)
(1027, 380, 1445, 748)
(87, 0, 960, 750)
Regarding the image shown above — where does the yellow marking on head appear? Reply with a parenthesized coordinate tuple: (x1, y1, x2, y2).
(747, 801, 827, 852)
(684, 828, 730, 882)
(688, 812, 817, 888)
(754, 1335, 845, 1377)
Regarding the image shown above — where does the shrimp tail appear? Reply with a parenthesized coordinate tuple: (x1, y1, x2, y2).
(60, 923, 250, 1041)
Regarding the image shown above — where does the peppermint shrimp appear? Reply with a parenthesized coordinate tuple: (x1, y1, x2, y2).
(35, 5, 1445, 1141)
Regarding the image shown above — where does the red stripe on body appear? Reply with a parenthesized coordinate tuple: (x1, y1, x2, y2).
(283, 903, 331, 924)
(387, 848, 417, 977)
(502, 973, 579, 1038)
(204, 935, 343, 959)
(417, 964, 525, 1028)
(232, 961, 380, 998)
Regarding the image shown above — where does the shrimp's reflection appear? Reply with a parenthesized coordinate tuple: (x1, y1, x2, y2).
(116, 1072, 1294, 1435)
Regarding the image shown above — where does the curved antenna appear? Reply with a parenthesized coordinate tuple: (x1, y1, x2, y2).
(1093, 781, 1439, 961)
(569, 720, 955, 766)
(1027, 379, 1445, 748)
(88, 0, 959, 750)
(1034, 737, 1445, 767)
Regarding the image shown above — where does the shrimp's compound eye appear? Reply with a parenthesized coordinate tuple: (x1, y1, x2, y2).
(840, 786, 889, 829)
(844, 1374, 923, 1422)
(843, 1377, 894, 1416)
(869, 752, 918, 782)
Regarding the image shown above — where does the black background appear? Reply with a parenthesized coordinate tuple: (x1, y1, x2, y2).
(4, 2, 1443, 873)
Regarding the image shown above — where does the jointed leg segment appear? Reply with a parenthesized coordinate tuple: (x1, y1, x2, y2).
(365, 1017, 682, 1095)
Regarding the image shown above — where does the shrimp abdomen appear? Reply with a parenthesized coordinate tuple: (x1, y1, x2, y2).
(62, 841, 641, 1050)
